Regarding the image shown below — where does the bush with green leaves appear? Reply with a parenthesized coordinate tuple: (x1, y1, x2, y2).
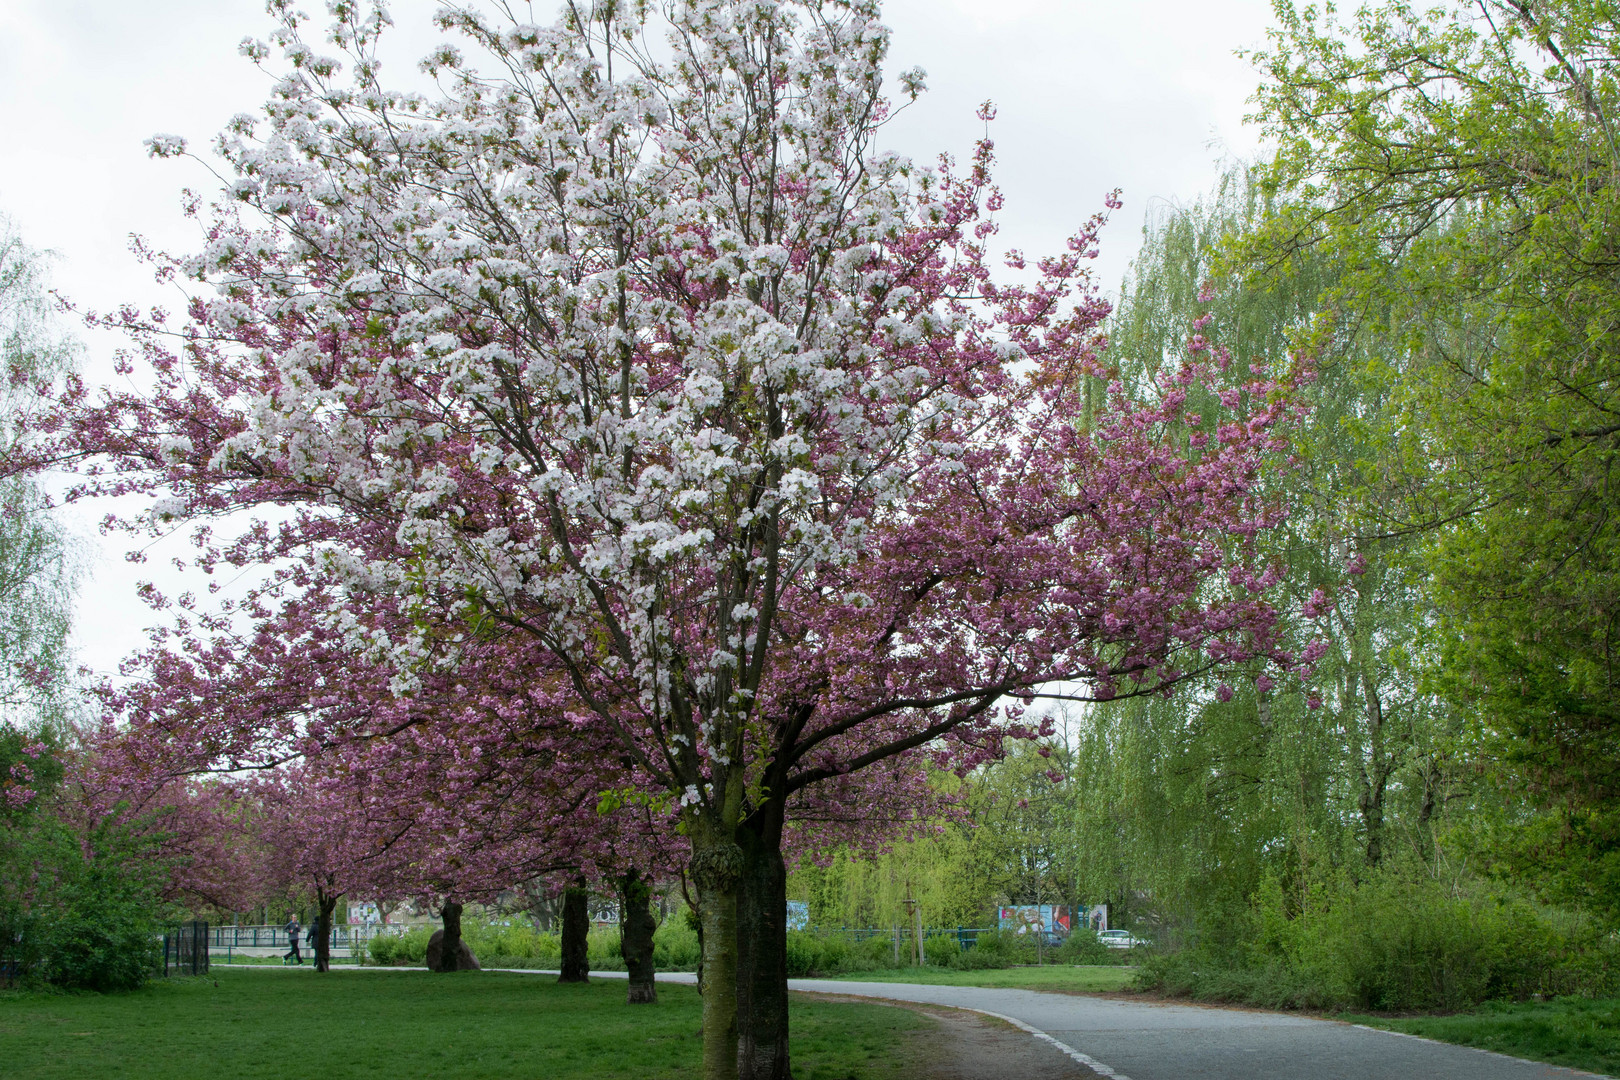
(952, 928, 1032, 968)
(1, 802, 166, 993)
(1050, 928, 1122, 965)
(1138, 870, 1620, 1011)
(652, 918, 700, 970)
(366, 915, 706, 973)
(367, 926, 431, 965)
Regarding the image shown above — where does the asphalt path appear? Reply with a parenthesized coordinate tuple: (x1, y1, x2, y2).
(573, 970, 1611, 1080)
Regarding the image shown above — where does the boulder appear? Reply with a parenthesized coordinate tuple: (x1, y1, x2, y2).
(424, 930, 480, 971)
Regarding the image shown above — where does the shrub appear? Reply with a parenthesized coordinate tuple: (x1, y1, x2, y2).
(43, 905, 161, 993)
(1137, 950, 1347, 1011)
(1052, 928, 1119, 965)
(1, 814, 165, 992)
(461, 922, 562, 966)
(377, 915, 709, 972)
(959, 928, 1032, 967)
(373, 927, 431, 965)
(850, 933, 897, 970)
(923, 933, 961, 965)
(814, 933, 852, 973)
(366, 933, 401, 965)
(588, 928, 625, 971)
(653, 919, 701, 970)
(784, 930, 822, 977)
(1138, 869, 1620, 1012)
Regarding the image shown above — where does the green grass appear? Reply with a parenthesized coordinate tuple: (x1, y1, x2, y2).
(820, 964, 1138, 993)
(1341, 998, 1620, 1078)
(0, 968, 934, 1080)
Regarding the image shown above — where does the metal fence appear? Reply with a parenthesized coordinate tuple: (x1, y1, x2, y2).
(0, 934, 20, 989)
(162, 921, 210, 977)
(208, 923, 394, 949)
(812, 927, 995, 950)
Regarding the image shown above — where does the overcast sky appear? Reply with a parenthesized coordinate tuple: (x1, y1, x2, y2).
(0, 0, 1278, 684)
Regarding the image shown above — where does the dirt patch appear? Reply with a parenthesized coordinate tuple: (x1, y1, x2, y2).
(797, 992, 1103, 1079)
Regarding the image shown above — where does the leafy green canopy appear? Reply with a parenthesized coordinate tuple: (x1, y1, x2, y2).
(1250, 0, 1620, 918)
(0, 733, 167, 993)
(0, 220, 79, 736)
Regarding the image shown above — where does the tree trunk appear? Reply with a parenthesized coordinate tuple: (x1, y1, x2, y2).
(313, 888, 339, 973)
(691, 834, 744, 1080)
(620, 867, 658, 1004)
(558, 879, 590, 983)
(735, 808, 791, 1080)
(437, 899, 465, 973)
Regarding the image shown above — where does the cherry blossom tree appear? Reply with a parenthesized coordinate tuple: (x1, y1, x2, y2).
(88, 584, 687, 980)
(28, 1, 1311, 1075)
(87, 558, 929, 992)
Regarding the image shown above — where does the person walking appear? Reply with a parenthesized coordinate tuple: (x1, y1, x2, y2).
(305, 920, 320, 963)
(283, 916, 303, 965)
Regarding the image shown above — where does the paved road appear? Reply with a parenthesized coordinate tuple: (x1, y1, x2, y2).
(580, 971, 1608, 1080)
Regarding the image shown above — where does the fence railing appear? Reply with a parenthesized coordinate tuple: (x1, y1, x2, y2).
(162, 921, 210, 977)
(208, 922, 1044, 960)
(807, 927, 996, 949)
(207, 923, 399, 949)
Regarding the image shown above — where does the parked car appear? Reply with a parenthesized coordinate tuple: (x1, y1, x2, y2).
(1098, 929, 1144, 949)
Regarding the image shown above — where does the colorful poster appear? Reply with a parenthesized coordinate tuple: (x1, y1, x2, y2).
(997, 905, 1072, 936)
(348, 901, 381, 925)
(996, 904, 1109, 936)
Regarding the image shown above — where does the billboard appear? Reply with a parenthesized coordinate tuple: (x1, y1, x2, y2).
(997, 904, 1109, 936)
(348, 901, 381, 925)
(998, 905, 1071, 937)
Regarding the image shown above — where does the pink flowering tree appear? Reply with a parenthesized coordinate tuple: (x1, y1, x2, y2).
(27, 2, 1311, 1075)
(87, 560, 936, 994)
(89, 583, 690, 982)
(74, 740, 275, 917)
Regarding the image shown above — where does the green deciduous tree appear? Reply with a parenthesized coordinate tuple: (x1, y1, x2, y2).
(1250, 0, 1620, 919)
(0, 219, 79, 736)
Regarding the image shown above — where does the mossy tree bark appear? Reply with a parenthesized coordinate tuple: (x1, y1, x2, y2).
(735, 801, 791, 1080)
(558, 879, 590, 983)
(620, 867, 659, 1004)
(691, 828, 744, 1080)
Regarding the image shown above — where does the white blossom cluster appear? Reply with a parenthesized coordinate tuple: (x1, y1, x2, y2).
(178, 0, 1014, 812)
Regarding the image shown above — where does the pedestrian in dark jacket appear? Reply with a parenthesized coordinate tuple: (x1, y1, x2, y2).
(284, 917, 303, 965)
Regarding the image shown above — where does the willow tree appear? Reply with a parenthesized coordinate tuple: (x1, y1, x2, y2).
(1251, 0, 1620, 919)
(1060, 167, 1472, 937)
(0, 220, 78, 753)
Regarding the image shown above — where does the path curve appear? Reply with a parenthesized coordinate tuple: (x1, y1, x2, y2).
(585, 971, 1609, 1080)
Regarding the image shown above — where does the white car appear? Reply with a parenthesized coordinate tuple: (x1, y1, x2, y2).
(1098, 929, 1144, 949)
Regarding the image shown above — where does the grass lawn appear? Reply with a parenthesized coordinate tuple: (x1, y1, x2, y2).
(0, 968, 934, 1080)
(820, 964, 1137, 994)
(1340, 998, 1620, 1078)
